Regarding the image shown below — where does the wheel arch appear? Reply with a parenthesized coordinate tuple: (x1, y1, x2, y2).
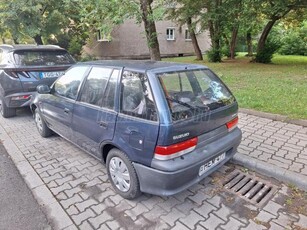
(100, 142, 124, 163)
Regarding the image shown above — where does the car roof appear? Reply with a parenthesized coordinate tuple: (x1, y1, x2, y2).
(0, 44, 65, 52)
(80, 60, 208, 73)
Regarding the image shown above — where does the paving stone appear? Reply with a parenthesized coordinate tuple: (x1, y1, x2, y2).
(51, 182, 73, 195)
(160, 208, 185, 227)
(178, 210, 204, 229)
(297, 214, 307, 228)
(255, 210, 276, 223)
(267, 159, 289, 169)
(64, 186, 83, 198)
(200, 213, 225, 229)
(289, 162, 304, 173)
(71, 209, 96, 226)
(175, 199, 196, 215)
(141, 196, 165, 209)
(240, 220, 266, 230)
(124, 203, 149, 221)
(88, 211, 113, 229)
(193, 200, 217, 219)
(171, 221, 191, 230)
(157, 197, 182, 212)
(75, 198, 99, 212)
(213, 204, 234, 221)
(60, 194, 84, 209)
(206, 195, 222, 209)
(66, 205, 79, 216)
(220, 217, 246, 230)
(269, 222, 285, 230)
(79, 221, 94, 230)
(106, 220, 121, 230)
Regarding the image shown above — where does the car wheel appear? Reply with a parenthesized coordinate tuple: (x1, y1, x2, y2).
(34, 108, 52, 137)
(0, 97, 16, 118)
(106, 148, 141, 199)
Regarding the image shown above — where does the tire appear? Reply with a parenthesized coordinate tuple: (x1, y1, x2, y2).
(34, 108, 52, 137)
(0, 97, 16, 118)
(106, 148, 141, 199)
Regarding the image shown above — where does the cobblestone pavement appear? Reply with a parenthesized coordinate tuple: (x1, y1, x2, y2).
(0, 110, 307, 230)
(238, 113, 307, 176)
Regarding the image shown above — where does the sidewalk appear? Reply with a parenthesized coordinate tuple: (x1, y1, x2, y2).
(234, 112, 307, 191)
(0, 109, 306, 229)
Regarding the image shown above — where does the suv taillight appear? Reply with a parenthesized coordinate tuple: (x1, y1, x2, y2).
(226, 117, 238, 131)
(154, 137, 198, 160)
(4, 70, 18, 78)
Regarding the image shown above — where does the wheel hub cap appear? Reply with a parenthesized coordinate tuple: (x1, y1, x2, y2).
(109, 157, 131, 192)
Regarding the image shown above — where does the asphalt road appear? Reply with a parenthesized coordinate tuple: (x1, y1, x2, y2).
(0, 142, 51, 230)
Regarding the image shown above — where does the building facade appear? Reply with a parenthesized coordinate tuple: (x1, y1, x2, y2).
(84, 19, 211, 59)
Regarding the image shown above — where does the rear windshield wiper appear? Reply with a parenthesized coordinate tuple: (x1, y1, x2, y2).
(166, 97, 210, 111)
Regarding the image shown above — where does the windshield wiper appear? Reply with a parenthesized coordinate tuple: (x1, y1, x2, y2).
(166, 97, 210, 111)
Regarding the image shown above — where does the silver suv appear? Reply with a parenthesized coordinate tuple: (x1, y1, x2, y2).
(0, 44, 75, 118)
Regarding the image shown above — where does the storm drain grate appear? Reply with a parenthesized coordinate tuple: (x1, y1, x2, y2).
(223, 170, 278, 207)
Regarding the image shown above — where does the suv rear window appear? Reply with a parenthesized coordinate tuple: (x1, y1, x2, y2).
(158, 69, 235, 121)
(13, 50, 75, 66)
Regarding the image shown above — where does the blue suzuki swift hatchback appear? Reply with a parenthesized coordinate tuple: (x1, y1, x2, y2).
(31, 60, 242, 199)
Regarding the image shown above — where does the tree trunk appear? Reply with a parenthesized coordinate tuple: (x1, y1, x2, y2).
(187, 17, 203, 61)
(13, 37, 19, 44)
(246, 31, 253, 56)
(140, 0, 161, 61)
(257, 9, 291, 54)
(34, 35, 43, 45)
(256, 20, 276, 54)
(230, 25, 239, 59)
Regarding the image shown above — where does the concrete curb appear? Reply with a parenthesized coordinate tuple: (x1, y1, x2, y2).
(0, 124, 76, 230)
(239, 108, 307, 127)
(232, 153, 307, 191)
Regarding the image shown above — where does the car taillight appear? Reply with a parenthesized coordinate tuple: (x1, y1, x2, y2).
(226, 116, 238, 131)
(4, 70, 18, 78)
(154, 137, 198, 160)
(11, 95, 31, 101)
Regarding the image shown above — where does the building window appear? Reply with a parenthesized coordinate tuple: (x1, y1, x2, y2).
(97, 30, 111, 42)
(166, 28, 175, 41)
(185, 29, 192, 41)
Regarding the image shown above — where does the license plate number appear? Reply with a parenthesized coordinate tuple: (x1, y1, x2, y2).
(199, 152, 226, 176)
(40, 71, 64, 79)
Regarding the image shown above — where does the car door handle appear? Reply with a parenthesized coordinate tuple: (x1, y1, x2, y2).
(97, 121, 108, 128)
(64, 108, 70, 114)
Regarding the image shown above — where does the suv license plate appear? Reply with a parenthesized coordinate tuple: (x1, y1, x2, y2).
(40, 71, 64, 79)
(199, 152, 226, 176)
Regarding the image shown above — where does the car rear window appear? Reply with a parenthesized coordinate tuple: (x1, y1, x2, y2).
(13, 50, 75, 66)
(158, 69, 235, 121)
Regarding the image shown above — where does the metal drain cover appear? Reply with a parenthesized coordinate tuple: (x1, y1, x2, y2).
(223, 170, 278, 207)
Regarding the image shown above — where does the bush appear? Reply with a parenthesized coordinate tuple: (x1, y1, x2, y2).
(279, 24, 307, 56)
(68, 36, 83, 59)
(207, 48, 222, 62)
(255, 39, 280, 63)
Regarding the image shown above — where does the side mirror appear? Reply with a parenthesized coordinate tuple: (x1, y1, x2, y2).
(37, 85, 51, 94)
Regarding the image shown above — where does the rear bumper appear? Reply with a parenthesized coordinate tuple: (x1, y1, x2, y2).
(3, 92, 35, 108)
(133, 128, 242, 196)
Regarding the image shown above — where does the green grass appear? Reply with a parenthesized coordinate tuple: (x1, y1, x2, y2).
(164, 54, 307, 120)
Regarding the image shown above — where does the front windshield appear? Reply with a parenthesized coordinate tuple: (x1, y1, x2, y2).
(158, 69, 235, 121)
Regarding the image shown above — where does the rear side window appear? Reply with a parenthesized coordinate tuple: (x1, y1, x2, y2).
(80, 67, 112, 106)
(54, 66, 88, 100)
(13, 50, 75, 66)
(121, 71, 157, 121)
(158, 69, 235, 121)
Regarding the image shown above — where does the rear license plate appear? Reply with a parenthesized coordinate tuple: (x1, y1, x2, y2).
(40, 71, 64, 79)
(199, 152, 226, 176)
